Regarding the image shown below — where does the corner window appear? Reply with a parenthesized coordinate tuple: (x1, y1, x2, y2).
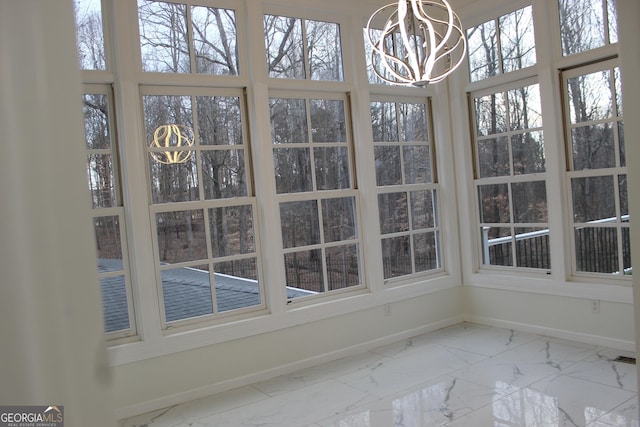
(472, 82, 549, 269)
(563, 61, 629, 276)
(83, 86, 136, 339)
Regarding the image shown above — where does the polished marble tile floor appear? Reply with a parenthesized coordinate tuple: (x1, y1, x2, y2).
(121, 323, 639, 426)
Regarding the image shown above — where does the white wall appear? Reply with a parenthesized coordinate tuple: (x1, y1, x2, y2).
(0, 2, 115, 426)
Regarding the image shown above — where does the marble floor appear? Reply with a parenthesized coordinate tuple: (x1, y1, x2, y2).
(120, 323, 639, 427)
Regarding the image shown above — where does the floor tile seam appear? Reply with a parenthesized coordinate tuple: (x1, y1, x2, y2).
(593, 395, 639, 423)
(554, 369, 639, 394)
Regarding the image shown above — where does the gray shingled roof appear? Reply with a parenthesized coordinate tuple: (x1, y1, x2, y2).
(98, 259, 314, 333)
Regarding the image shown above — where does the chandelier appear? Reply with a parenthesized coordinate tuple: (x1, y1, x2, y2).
(149, 124, 194, 165)
(366, 0, 466, 86)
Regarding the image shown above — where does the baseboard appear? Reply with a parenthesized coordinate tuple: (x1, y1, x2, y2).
(464, 314, 636, 352)
(115, 314, 464, 420)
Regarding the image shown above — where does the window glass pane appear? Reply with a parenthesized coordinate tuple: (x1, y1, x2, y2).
(381, 236, 411, 279)
(403, 145, 432, 184)
(482, 227, 513, 266)
(270, 98, 308, 143)
(87, 153, 116, 209)
(264, 15, 304, 79)
(74, 0, 106, 70)
(512, 132, 545, 175)
(399, 103, 428, 142)
(280, 200, 320, 248)
(307, 20, 343, 81)
(322, 197, 357, 243)
(414, 232, 439, 272)
(273, 148, 312, 193)
(191, 6, 238, 75)
(619, 174, 628, 218)
(197, 96, 243, 145)
(571, 124, 615, 170)
(100, 275, 129, 332)
(515, 227, 550, 269)
(614, 67, 623, 117)
(567, 70, 614, 124)
(138, 1, 190, 73)
(478, 184, 510, 223)
(559, 0, 610, 56)
(607, 0, 618, 43)
(310, 99, 346, 142)
(618, 122, 625, 167)
(477, 137, 510, 178)
(512, 181, 548, 223)
(201, 150, 247, 199)
(622, 228, 631, 274)
(284, 250, 323, 293)
(499, 6, 536, 72)
(475, 93, 507, 136)
(467, 20, 499, 81)
(84, 93, 116, 208)
(410, 190, 435, 229)
(575, 227, 618, 273)
(156, 210, 207, 263)
(374, 146, 402, 186)
(378, 192, 408, 234)
(371, 102, 398, 142)
(209, 205, 255, 258)
(508, 85, 542, 130)
(364, 28, 392, 84)
(571, 176, 615, 222)
(95, 216, 123, 270)
(214, 258, 261, 312)
(314, 147, 350, 190)
(326, 244, 360, 290)
(161, 266, 212, 322)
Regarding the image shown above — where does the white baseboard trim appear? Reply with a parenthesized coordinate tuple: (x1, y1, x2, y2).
(464, 314, 636, 353)
(115, 315, 464, 421)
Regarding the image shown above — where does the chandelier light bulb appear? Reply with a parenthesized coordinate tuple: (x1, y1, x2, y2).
(366, 0, 466, 86)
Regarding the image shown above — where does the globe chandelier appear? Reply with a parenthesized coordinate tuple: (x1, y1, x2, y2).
(365, 0, 466, 86)
(149, 124, 194, 165)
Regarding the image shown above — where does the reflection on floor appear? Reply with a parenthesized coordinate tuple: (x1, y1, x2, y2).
(121, 323, 638, 426)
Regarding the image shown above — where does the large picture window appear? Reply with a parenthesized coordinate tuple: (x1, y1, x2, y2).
(270, 94, 362, 299)
(142, 87, 263, 325)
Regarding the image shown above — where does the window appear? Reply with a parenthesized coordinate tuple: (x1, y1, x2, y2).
(264, 14, 343, 81)
(558, 0, 618, 56)
(466, 6, 536, 82)
(563, 61, 628, 275)
(138, 0, 238, 74)
(269, 94, 362, 298)
(82, 86, 136, 339)
(472, 82, 549, 269)
(142, 87, 262, 325)
(75, 0, 106, 70)
(371, 99, 442, 280)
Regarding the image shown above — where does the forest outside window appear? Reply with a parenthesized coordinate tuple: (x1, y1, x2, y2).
(558, 0, 617, 57)
(75, 0, 106, 70)
(371, 99, 442, 280)
(264, 14, 343, 81)
(138, 0, 238, 75)
(466, 5, 536, 82)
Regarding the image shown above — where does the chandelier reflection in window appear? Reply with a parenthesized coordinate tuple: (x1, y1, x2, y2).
(149, 124, 194, 164)
(366, 0, 466, 86)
